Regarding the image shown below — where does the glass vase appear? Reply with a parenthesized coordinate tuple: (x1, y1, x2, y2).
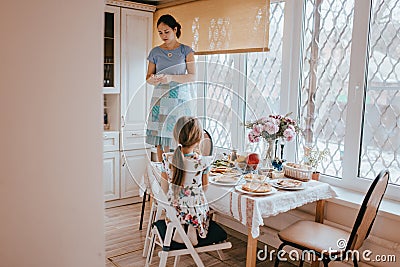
(261, 138, 276, 169)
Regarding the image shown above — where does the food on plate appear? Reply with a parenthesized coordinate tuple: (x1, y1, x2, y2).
(210, 166, 238, 175)
(210, 166, 229, 174)
(276, 179, 302, 188)
(212, 159, 234, 167)
(243, 173, 267, 182)
(241, 182, 272, 193)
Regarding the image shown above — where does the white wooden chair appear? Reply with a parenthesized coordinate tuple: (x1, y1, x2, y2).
(144, 165, 231, 267)
(142, 163, 164, 258)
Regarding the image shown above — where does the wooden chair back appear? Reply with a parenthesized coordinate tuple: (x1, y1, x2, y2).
(346, 170, 389, 251)
(199, 129, 213, 156)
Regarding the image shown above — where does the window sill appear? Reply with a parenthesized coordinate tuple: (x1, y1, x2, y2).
(328, 185, 400, 222)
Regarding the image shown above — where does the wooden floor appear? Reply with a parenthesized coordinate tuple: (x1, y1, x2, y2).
(104, 202, 296, 267)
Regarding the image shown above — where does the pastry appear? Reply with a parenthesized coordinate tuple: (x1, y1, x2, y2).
(211, 166, 228, 174)
(243, 173, 267, 182)
(241, 182, 272, 193)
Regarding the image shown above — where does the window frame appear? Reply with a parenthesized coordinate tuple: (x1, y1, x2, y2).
(296, 0, 400, 201)
(196, 0, 400, 201)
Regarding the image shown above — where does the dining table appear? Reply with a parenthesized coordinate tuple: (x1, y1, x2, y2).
(143, 162, 338, 267)
(205, 173, 337, 267)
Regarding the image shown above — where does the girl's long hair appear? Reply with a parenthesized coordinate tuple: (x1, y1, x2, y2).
(171, 116, 203, 186)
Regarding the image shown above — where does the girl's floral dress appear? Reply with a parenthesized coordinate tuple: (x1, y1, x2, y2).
(162, 152, 212, 239)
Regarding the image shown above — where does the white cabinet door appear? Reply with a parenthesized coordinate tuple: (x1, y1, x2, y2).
(120, 149, 149, 198)
(103, 5, 120, 94)
(120, 9, 152, 133)
(103, 151, 120, 201)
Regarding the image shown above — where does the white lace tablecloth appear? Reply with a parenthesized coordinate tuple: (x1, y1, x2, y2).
(143, 162, 337, 239)
(206, 179, 337, 238)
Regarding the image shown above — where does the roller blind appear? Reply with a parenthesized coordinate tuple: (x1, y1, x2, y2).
(154, 0, 270, 54)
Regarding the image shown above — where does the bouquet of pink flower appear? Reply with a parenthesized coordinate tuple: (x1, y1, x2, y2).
(245, 113, 301, 143)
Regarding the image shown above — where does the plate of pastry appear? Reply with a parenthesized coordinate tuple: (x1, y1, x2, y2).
(235, 182, 277, 195)
(270, 178, 305, 190)
(210, 166, 240, 176)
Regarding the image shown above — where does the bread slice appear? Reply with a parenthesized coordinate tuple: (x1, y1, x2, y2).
(241, 182, 272, 193)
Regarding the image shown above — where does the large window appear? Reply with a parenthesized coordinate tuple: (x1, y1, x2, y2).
(299, 0, 400, 198)
(360, 0, 400, 185)
(195, 0, 399, 199)
(299, 0, 354, 178)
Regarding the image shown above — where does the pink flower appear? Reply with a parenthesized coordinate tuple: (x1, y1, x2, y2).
(252, 124, 262, 135)
(246, 113, 300, 142)
(284, 128, 296, 142)
(248, 131, 260, 143)
(263, 119, 279, 135)
(184, 190, 191, 196)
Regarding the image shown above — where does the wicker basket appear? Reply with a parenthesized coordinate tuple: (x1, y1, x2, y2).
(283, 162, 313, 181)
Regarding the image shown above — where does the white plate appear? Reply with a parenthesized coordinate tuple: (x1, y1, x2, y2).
(241, 174, 270, 183)
(270, 179, 305, 190)
(209, 175, 244, 186)
(235, 184, 277, 195)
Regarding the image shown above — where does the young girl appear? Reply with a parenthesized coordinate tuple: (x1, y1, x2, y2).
(162, 116, 212, 245)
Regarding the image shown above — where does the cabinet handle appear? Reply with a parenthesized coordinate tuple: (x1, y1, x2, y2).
(121, 154, 126, 167)
(131, 132, 145, 137)
(121, 115, 125, 128)
(104, 135, 108, 138)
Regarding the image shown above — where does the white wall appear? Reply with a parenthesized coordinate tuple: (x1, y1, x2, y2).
(0, 1, 105, 266)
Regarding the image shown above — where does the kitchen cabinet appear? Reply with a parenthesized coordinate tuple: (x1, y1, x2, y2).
(120, 149, 149, 198)
(120, 8, 153, 133)
(103, 151, 120, 201)
(103, 0, 155, 207)
(103, 5, 120, 94)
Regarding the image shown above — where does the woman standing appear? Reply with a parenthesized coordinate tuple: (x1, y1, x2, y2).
(146, 14, 196, 162)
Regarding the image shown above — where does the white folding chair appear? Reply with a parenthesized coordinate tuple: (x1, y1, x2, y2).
(144, 166, 231, 267)
(143, 163, 165, 258)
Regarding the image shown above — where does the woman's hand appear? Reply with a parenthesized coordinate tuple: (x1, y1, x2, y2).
(158, 74, 172, 84)
(147, 74, 161, 85)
